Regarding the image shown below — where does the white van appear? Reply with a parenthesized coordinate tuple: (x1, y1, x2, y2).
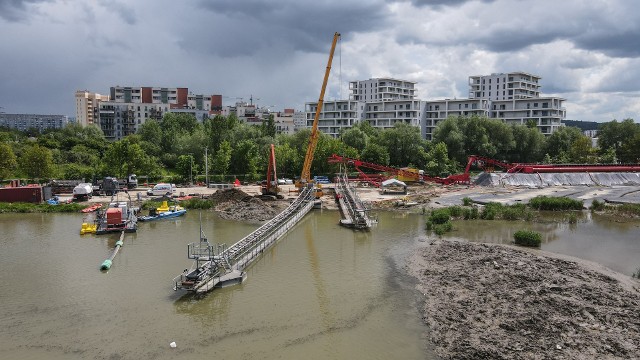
(147, 183, 177, 196)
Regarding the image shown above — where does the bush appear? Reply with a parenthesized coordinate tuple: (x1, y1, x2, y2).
(181, 198, 215, 209)
(590, 199, 606, 211)
(463, 206, 479, 220)
(513, 230, 542, 247)
(448, 206, 463, 218)
(528, 196, 583, 211)
(434, 220, 453, 235)
(429, 209, 451, 224)
(462, 197, 473, 206)
(481, 202, 503, 220)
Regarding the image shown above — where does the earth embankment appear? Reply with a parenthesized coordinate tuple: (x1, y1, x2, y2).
(408, 240, 640, 359)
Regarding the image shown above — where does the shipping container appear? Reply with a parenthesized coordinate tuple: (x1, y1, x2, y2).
(0, 186, 49, 203)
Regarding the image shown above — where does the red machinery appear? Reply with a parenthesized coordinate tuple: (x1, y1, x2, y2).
(463, 155, 640, 174)
(261, 144, 284, 199)
(329, 154, 640, 188)
(327, 154, 468, 187)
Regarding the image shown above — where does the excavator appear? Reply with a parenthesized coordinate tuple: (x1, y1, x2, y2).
(296, 32, 341, 198)
(260, 144, 284, 200)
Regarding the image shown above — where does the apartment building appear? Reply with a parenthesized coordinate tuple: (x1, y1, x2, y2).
(75, 90, 109, 127)
(423, 99, 490, 140)
(94, 86, 222, 140)
(425, 72, 565, 139)
(490, 97, 565, 135)
(0, 113, 69, 131)
(304, 78, 423, 138)
(469, 72, 541, 101)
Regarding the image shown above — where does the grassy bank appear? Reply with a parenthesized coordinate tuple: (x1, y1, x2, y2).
(0, 202, 85, 213)
(591, 200, 640, 217)
(426, 196, 584, 236)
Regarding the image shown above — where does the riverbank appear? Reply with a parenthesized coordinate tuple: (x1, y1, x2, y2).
(408, 240, 640, 359)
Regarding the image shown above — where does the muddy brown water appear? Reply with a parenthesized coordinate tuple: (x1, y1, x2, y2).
(0, 211, 433, 360)
(1, 210, 638, 359)
(443, 211, 640, 276)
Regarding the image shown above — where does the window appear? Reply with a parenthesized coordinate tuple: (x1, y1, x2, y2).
(534, 103, 538, 108)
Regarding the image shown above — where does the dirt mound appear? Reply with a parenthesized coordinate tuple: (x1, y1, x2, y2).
(409, 240, 640, 360)
(208, 188, 253, 203)
(210, 189, 289, 221)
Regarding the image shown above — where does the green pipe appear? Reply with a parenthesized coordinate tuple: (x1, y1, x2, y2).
(100, 231, 125, 270)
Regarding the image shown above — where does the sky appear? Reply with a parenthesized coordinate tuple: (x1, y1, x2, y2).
(0, 0, 639, 123)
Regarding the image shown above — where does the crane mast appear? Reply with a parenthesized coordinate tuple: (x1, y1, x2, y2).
(299, 32, 341, 186)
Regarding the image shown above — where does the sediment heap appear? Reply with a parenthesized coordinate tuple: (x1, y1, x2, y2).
(409, 240, 640, 359)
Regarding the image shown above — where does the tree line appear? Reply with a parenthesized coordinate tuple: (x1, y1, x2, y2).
(0, 113, 638, 184)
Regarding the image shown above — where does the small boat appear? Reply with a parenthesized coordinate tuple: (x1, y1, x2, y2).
(81, 203, 102, 213)
(88, 194, 138, 235)
(138, 201, 186, 222)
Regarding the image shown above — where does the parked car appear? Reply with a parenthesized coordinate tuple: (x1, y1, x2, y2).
(147, 183, 177, 196)
(313, 176, 331, 184)
(280, 178, 293, 185)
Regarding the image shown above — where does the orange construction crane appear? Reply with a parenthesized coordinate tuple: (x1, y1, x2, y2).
(261, 144, 284, 200)
(297, 32, 341, 190)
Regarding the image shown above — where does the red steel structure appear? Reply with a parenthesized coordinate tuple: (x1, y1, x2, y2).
(329, 154, 640, 188)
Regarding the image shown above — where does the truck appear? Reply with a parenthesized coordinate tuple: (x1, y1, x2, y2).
(92, 177, 120, 196)
(72, 183, 94, 201)
(118, 174, 138, 189)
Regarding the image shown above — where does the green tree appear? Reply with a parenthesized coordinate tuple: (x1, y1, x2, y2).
(360, 143, 389, 166)
(597, 119, 640, 159)
(230, 140, 259, 179)
(261, 114, 276, 138)
(544, 126, 583, 162)
(425, 142, 451, 176)
(176, 155, 196, 183)
(618, 132, 640, 163)
(377, 123, 427, 167)
(509, 124, 546, 163)
(433, 116, 465, 163)
(0, 142, 18, 179)
(598, 147, 618, 164)
(213, 140, 232, 177)
(20, 144, 55, 180)
(569, 136, 596, 163)
(103, 139, 160, 178)
(340, 127, 368, 153)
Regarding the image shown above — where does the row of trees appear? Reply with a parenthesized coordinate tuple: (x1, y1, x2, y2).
(1, 113, 638, 184)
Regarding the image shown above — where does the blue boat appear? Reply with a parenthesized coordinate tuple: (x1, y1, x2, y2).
(139, 201, 186, 222)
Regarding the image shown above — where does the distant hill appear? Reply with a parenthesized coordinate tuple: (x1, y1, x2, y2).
(562, 120, 601, 131)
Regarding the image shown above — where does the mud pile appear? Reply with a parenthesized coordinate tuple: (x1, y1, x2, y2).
(409, 240, 640, 360)
(210, 188, 288, 221)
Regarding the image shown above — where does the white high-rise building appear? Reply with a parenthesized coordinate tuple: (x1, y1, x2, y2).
(425, 72, 565, 139)
(305, 77, 423, 138)
(469, 72, 541, 101)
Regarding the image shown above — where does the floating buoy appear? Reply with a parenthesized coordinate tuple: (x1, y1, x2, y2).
(169, 341, 177, 348)
(80, 223, 97, 235)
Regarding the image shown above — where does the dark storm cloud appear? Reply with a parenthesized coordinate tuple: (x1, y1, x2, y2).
(192, 0, 388, 55)
(0, 0, 50, 21)
(575, 30, 640, 58)
(410, 0, 496, 8)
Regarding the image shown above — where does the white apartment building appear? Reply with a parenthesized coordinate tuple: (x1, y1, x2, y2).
(75, 90, 109, 127)
(93, 86, 221, 140)
(425, 72, 565, 139)
(0, 114, 69, 132)
(423, 99, 490, 140)
(98, 102, 169, 140)
(490, 97, 565, 135)
(305, 78, 423, 138)
(469, 72, 541, 101)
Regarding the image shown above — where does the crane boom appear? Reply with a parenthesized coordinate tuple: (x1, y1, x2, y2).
(300, 32, 341, 185)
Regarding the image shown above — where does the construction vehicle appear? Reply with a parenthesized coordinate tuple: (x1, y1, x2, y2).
(260, 144, 284, 200)
(296, 32, 341, 198)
